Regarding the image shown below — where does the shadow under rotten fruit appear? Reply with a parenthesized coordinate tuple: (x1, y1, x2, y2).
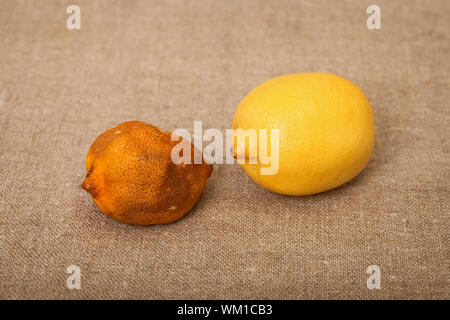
(82, 121, 213, 225)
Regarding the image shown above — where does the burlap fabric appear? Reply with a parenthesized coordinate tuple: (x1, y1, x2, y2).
(0, 0, 448, 299)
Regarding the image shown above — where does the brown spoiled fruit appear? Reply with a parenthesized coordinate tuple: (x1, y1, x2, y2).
(82, 121, 212, 225)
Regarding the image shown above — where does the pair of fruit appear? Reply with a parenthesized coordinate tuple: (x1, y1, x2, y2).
(82, 73, 375, 225)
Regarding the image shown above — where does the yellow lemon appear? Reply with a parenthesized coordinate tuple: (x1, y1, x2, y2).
(232, 73, 375, 195)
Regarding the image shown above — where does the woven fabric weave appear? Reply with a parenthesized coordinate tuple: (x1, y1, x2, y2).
(0, 0, 448, 299)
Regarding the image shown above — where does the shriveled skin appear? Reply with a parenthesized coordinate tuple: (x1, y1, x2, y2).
(82, 121, 212, 225)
